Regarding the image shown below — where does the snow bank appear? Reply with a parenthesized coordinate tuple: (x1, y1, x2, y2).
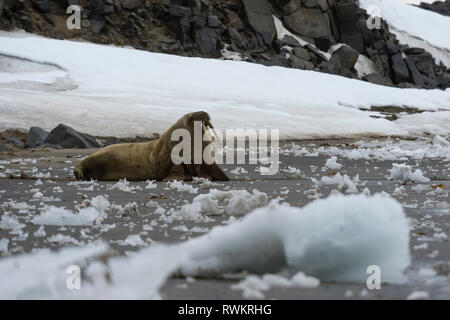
(0, 31, 449, 139)
(0, 193, 410, 298)
(359, 0, 450, 66)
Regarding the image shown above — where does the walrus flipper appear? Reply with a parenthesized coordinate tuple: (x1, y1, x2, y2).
(162, 164, 191, 182)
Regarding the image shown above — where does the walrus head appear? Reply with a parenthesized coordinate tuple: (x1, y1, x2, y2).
(167, 111, 228, 181)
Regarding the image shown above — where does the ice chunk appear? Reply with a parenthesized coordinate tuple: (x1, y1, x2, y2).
(32, 206, 100, 226)
(325, 156, 342, 170)
(178, 194, 411, 283)
(388, 163, 430, 182)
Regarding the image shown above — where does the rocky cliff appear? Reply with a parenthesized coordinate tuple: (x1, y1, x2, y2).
(1, 0, 449, 89)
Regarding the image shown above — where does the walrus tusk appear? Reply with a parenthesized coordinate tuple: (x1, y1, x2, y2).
(73, 111, 229, 182)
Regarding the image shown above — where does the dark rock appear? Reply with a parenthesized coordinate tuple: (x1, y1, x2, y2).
(315, 37, 332, 51)
(281, 35, 301, 47)
(26, 127, 49, 148)
(290, 55, 314, 70)
(304, 0, 328, 11)
(6, 136, 24, 148)
(192, 15, 206, 28)
(417, 1, 450, 16)
(207, 15, 220, 28)
(414, 53, 435, 78)
(284, 8, 331, 39)
(20, 15, 33, 32)
(44, 124, 100, 149)
(363, 73, 392, 86)
(384, 39, 398, 56)
(33, 1, 50, 14)
(324, 54, 341, 74)
(281, 0, 302, 15)
(242, 0, 277, 45)
(104, 4, 114, 14)
(121, 0, 140, 10)
(333, 44, 359, 70)
(0, 143, 7, 152)
(293, 47, 310, 60)
(404, 47, 425, 55)
(390, 53, 410, 84)
(169, 6, 191, 18)
(339, 21, 364, 53)
(224, 9, 244, 30)
(334, 0, 358, 23)
(195, 28, 219, 54)
(91, 19, 106, 33)
(404, 58, 425, 86)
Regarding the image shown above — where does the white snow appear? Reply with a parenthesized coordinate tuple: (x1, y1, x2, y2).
(0, 214, 25, 230)
(317, 173, 359, 194)
(108, 179, 142, 193)
(359, 0, 450, 66)
(191, 189, 268, 216)
(166, 180, 198, 194)
(388, 163, 430, 182)
(231, 272, 319, 299)
(0, 193, 411, 298)
(122, 235, 147, 247)
(325, 156, 343, 170)
(177, 194, 411, 283)
(47, 234, 80, 245)
(0, 31, 449, 139)
(32, 206, 100, 226)
(0, 238, 9, 254)
(406, 290, 430, 300)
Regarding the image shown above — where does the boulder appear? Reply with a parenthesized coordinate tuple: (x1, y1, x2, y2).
(390, 53, 410, 84)
(26, 127, 49, 148)
(33, 1, 50, 14)
(414, 53, 435, 78)
(284, 8, 331, 39)
(304, 0, 328, 11)
(339, 21, 364, 53)
(334, 0, 358, 23)
(195, 28, 220, 54)
(364, 73, 392, 86)
(225, 9, 244, 30)
(6, 137, 24, 148)
(384, 40, 398, 56)
(290, 55, 314, 70)
(121, 0, 140, 10)
(44, 124, 100, 149)
(293, 47, 310, 60)
(333, 44, 359, 70)
(404, 58, 425, 86)
(281, 0, 302, 16)
(207, 15, 220, 28)
(242, 0, 277, 45)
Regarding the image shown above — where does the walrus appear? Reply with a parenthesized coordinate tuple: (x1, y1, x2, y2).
(74, 111, 229, 181)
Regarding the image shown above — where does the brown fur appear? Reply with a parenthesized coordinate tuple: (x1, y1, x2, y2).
(74, 111, 229, 181)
